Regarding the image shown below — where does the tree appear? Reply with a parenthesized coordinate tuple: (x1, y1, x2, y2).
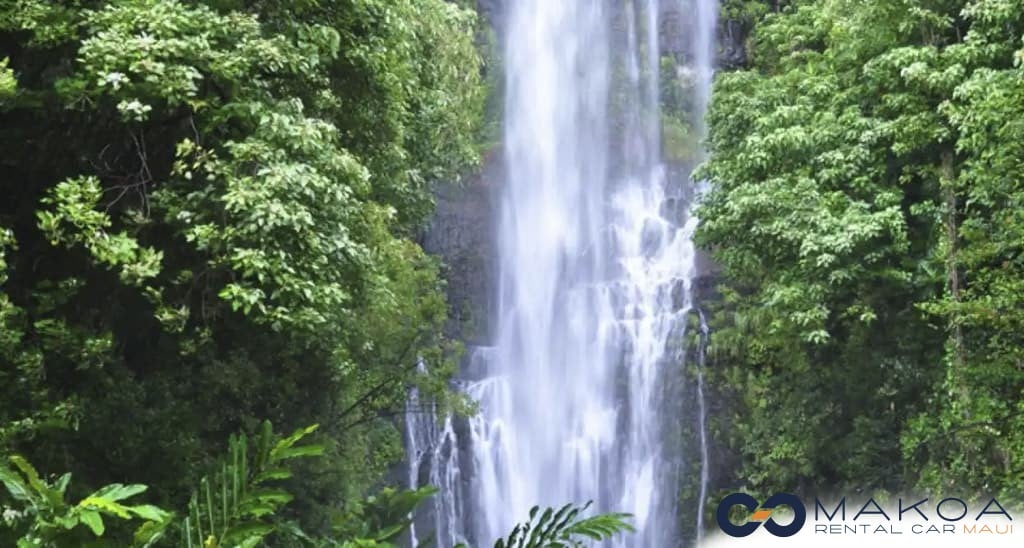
(698, 0, 1024, 498)
(0, 0, 484, 533)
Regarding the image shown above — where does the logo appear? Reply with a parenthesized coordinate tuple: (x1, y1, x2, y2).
(716, 492, 807, 537)
(716, 493, 1017, 538)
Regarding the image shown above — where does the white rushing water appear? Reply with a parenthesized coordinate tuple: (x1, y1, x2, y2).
(408, 1, 718, 546)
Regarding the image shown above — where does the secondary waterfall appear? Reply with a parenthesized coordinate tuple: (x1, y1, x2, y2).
(407, 1, 718, 546)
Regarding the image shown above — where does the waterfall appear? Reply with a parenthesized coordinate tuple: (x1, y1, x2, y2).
(406, 360, 467, 547)
(695, 310, 712, 546)
(407, 1, 718, 546)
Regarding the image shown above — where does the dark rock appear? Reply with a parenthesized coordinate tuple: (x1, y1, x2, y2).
(421, 151, 500, 346)
(658, 3, 688, 57)
(692, 248, 720, 306)
(670, 277, 688, 311)
(477, 0, 504, 35)
(718, 18, 748, 69)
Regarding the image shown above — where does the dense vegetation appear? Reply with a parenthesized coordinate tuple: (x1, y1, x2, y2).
(700, 0, 1024, 501)
(4, 0, 1023, 544)
(0, 420, 633, 546)
(0, 0, 490, 543)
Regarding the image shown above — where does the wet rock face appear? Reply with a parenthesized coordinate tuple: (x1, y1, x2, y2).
(719, 17, 749, 69)
(421, 0, 504, 345)
(420, 152, 500, 345)
(477, 0, 504, 39)
(658, 0, 750, 69)
(477, 0, 502, 23)
(484, 0, 749, 71)
(692, 248, 720, 306)
(658, 4, 688, 57)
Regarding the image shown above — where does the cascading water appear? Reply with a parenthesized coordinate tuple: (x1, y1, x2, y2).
(407, 1, 718, 546)
(405, 360, 465, 547)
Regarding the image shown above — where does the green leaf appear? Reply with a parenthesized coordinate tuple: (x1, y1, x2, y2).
(269, 424, 319, 462)
(269, 444, 325, 461)
(0, 461, 32, 504)
(79, 509, 105, 536)
(79, 495, 132, 519)
(133, 518, 172, 548)
(127, 504, 170, 522)
(89, 483, 148, 502)
(222, 521, 274, 543)
(251, 467, 292, 484)
(10, 455, 63, 507)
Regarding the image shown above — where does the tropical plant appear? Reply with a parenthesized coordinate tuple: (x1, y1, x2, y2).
(0, 454, 171, 547)
(178, 422, 323, 548)
(322, 485, 438, 547)
(488, 503, 634, 548)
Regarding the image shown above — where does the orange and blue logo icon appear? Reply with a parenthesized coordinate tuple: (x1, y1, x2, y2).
(716, 493, 807, 537)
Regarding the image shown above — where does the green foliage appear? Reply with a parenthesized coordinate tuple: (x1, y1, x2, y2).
(720, 0, 772, 23)
(488, 503, 633, 548)
(0, 57, 14, 100)
(38, 176, 163, 286)
(324, 486, 437, 547)
(901, 0, 1024, 497)
(178, 422, 323, 548)
(659, 56, 701, 163)
(0, 454, 171, 547)
(0, 0, 483, 538)
(1, 444, 632, 548)
(700, 0, 1024, 499)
